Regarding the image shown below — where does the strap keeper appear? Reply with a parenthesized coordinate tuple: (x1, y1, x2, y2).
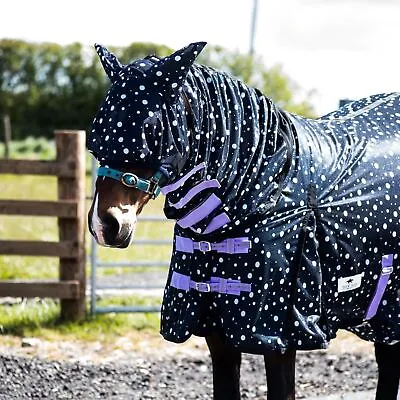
(226, 239, 234, 254)
(215, 277, 227, 293)
(226, 279, 241, 295)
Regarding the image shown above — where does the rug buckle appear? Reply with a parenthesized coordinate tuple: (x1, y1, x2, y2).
(198, 241, 211, 252)
(194, 282, 211, 292)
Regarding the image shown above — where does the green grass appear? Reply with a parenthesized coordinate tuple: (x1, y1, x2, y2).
(0, 297, 160, 341)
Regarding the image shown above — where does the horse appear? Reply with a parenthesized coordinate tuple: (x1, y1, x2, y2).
(87, 41, 400, 400)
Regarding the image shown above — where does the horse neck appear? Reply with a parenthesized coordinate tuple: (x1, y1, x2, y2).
(184, 65, 283, 172)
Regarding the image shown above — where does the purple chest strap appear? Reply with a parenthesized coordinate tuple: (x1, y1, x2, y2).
(364, 254, 394, 321)
(171, 271, 252, 296)
(161, 162, 206, 195)
(168, 179, 221, 209)
(175, 235, 251, 254)
(176, 194, 221, 229)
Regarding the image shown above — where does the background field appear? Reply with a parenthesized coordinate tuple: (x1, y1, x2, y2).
(0, 137, 173, 338)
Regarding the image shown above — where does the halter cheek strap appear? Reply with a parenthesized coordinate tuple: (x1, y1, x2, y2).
(97, 166, 163, 199)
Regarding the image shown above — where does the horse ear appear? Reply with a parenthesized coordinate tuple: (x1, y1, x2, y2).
(153, 42, 207, 94)
(94, 44, 123, 83)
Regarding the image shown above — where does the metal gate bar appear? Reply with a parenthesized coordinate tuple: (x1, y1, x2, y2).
(94, 305, 162, 314)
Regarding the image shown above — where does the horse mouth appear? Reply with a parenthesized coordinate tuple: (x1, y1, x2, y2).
(93, 233, 133, 248)
(89, 217, 135, 248)
(112, 232, 134, 248)
(103, 225, 135, 248)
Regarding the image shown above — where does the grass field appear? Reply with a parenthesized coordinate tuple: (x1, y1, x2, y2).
(0, 297, 161, 340)
(0, 138, 174, 339)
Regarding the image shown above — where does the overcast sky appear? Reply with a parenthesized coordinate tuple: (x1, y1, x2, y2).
(2, 0, 400, 115)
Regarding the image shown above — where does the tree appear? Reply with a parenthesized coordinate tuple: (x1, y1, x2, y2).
(198, 45, 316, 117)
(0, 39, 32, 144)
(0, 39, 316, 141)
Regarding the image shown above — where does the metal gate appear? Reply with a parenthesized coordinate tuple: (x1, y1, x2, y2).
(89, 157, 173, 314)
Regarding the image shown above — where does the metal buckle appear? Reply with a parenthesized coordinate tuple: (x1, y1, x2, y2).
(121, 173, 138, 187)
(198, 241, 211, 252)
(194, 282, 211, 292)
(148, 181, 161, 199)
(382, 266, 394, 275)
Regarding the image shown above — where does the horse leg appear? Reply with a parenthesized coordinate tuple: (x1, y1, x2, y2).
(374, 341, 400, 400)
(264, 349, 296, 400)
(206, 332, 242, 400)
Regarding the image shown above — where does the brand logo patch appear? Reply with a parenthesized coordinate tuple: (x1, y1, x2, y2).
(338, 272, 365, 293)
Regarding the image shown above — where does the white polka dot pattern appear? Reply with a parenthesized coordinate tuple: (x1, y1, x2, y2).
(88, 43, 400, 353)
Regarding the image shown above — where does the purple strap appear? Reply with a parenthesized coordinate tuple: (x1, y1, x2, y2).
(203, 212, 231, 234)
(364, 254, 394, 320)
(160, 162, 206, 195)
(170, 271, 252, 296)
(177, 194, 221, 228)
(175, 235, 251, 254)
(168, 179, 221, 209)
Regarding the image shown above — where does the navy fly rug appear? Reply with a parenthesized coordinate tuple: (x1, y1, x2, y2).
(88, 42, 400, 354)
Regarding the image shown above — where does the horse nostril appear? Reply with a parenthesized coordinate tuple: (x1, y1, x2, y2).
(102, 214, 120, 243)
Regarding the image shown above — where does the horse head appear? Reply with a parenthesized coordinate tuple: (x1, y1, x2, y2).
(87, 41, 206, 247)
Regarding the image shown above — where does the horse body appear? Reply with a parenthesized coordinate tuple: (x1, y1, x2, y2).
(88, 42, 400, 399)
(158, 70, 400, 354)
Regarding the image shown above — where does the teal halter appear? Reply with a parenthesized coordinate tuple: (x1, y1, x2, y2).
(97, 166, 163, 199)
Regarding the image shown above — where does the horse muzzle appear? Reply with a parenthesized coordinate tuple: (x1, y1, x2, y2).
(88, 204, 137, 248)
(102, 213, 135, 248)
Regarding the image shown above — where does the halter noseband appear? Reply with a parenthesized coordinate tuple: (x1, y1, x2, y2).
(97, 166, 163, 199)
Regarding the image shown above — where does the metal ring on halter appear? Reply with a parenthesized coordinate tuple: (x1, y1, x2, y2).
(121, 172, 138, 187)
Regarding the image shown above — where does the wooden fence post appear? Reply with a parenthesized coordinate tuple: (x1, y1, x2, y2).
(2, 114, 11, 158)
(55, 130, 86, 321)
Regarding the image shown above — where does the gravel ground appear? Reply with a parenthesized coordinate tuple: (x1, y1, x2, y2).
(0, 276, 380, 399)
(0, 274, 380, 399)
(0, 340, 378, 400)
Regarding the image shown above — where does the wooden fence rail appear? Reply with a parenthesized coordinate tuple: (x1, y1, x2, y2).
(0, 130, 86, 321)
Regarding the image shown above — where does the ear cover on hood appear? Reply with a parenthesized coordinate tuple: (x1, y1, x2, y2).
(150, 41, 207, 98)
(94, 43, 124, 82)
